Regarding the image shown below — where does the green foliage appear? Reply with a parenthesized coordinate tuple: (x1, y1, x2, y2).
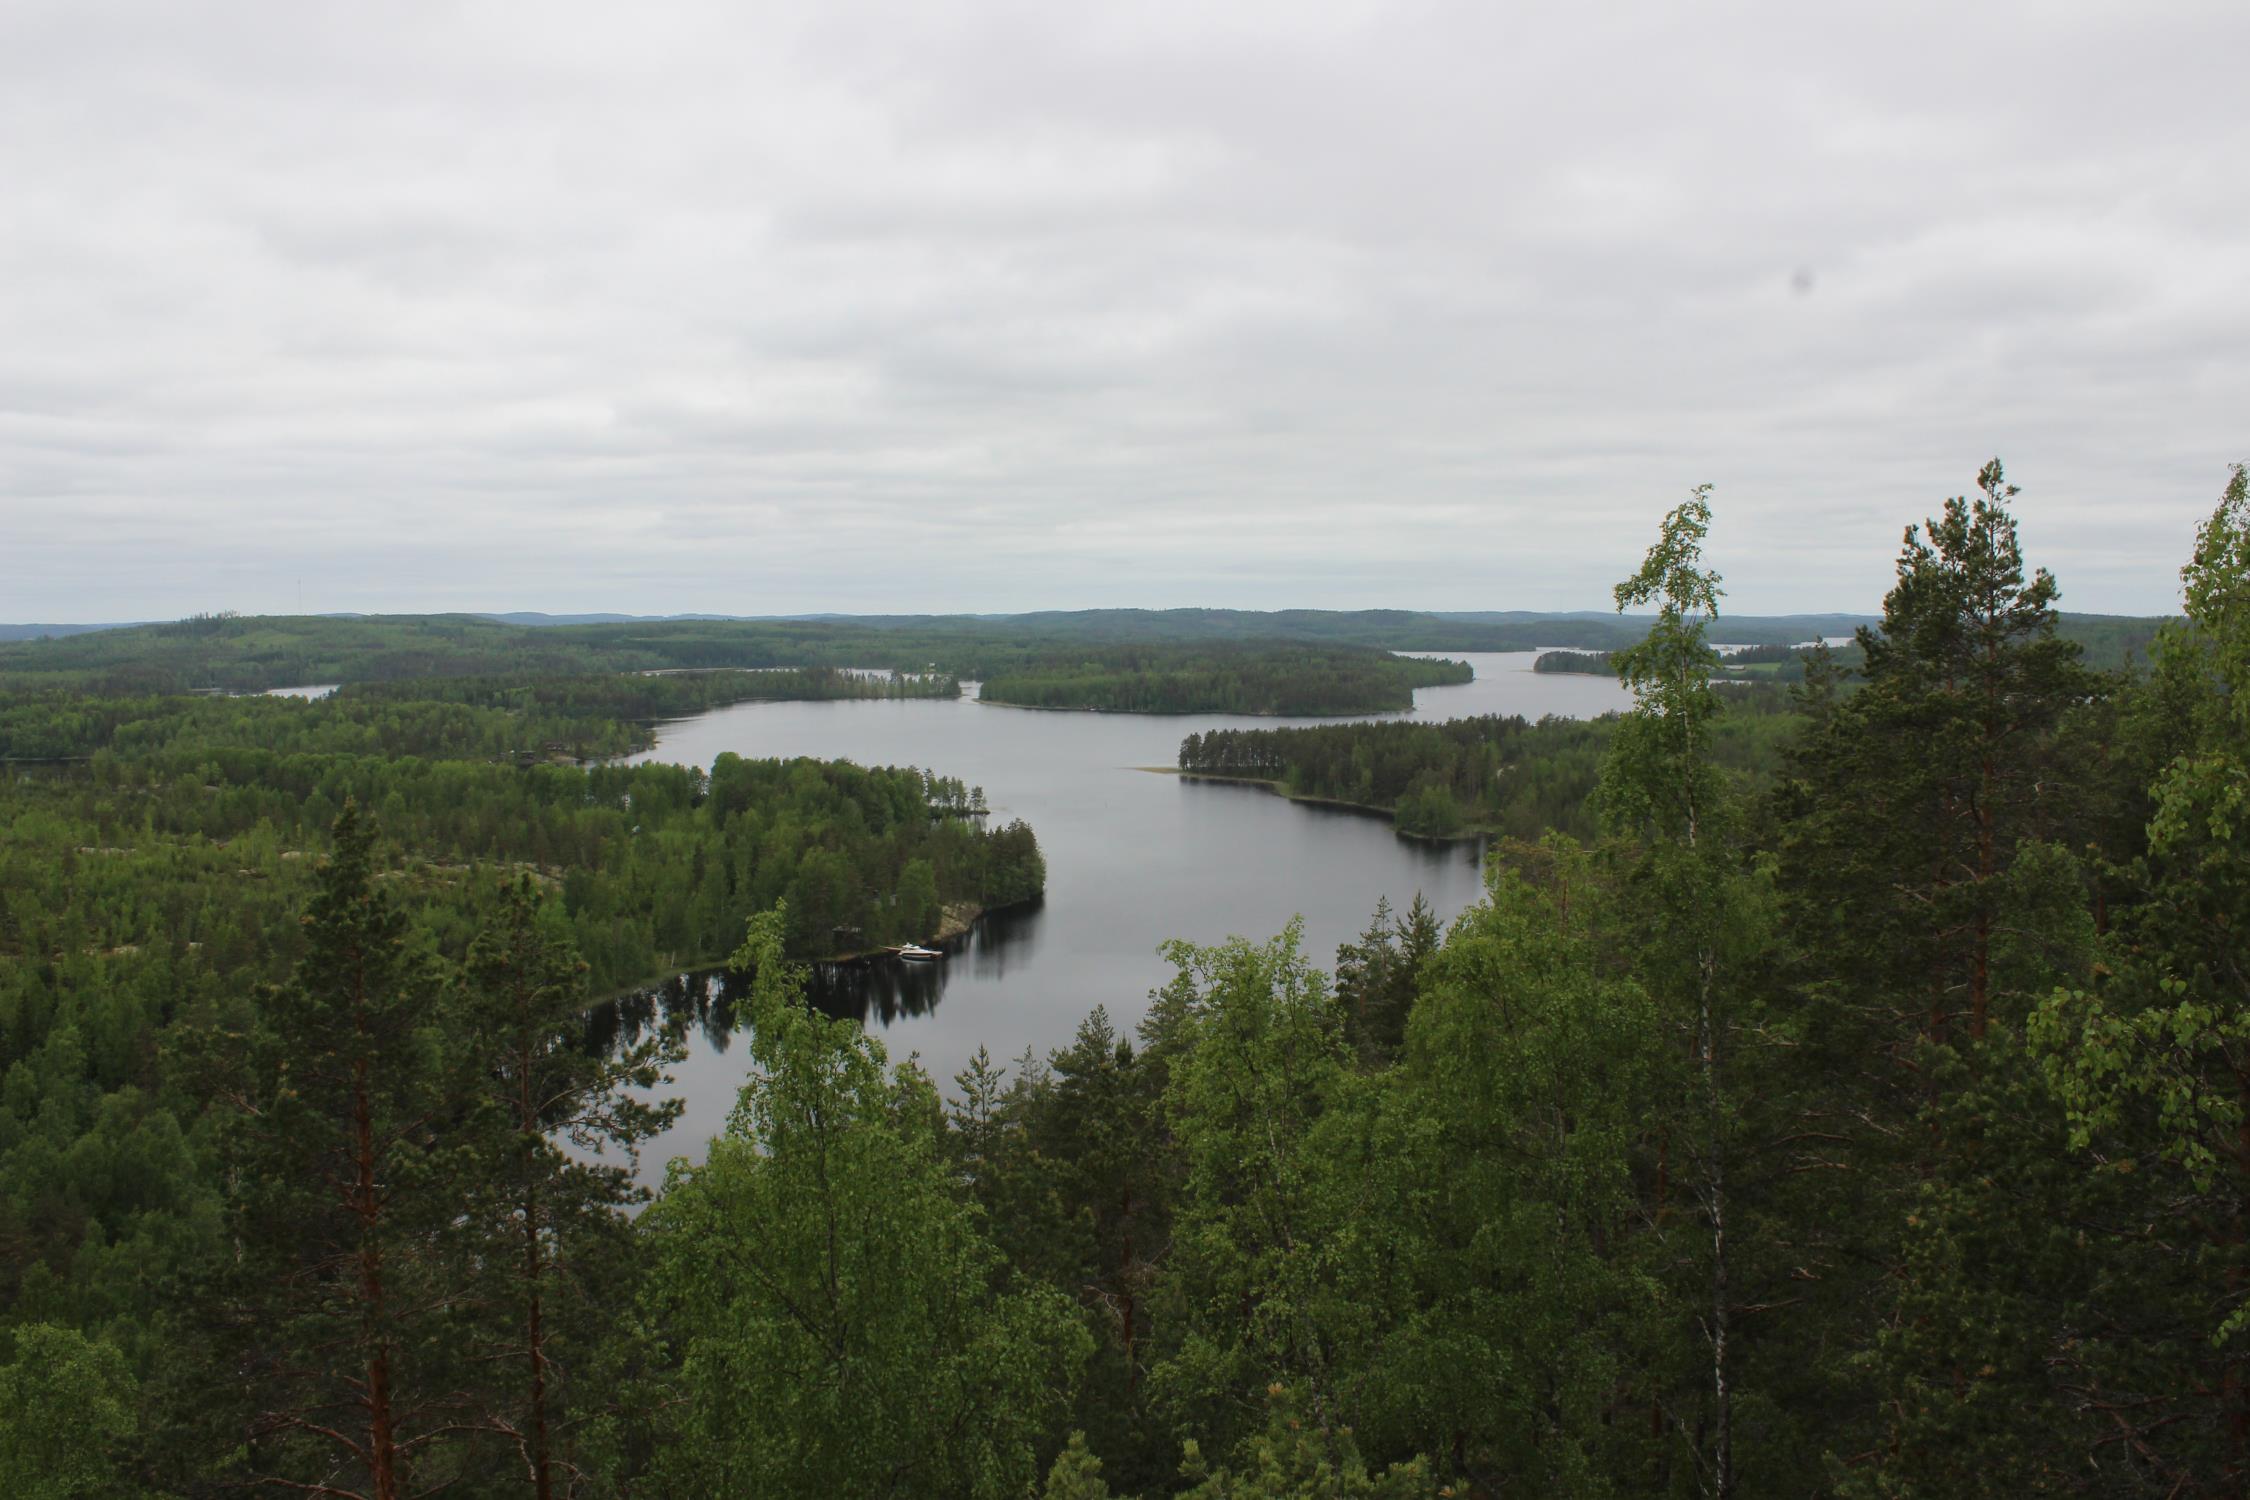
(1176, 1385, 1434, 1498)
(0, 1323, 138, 1499)
(1150, 925, 1367, 1442)
(950, 1005, 1181, 1492)
(1045, 1431, 1126, 1499)
(1393, 844, 1673, 1493)
(2026, 466, 2250, 1477)
(1602, 484, 1726, 843)
(1532, 648, 1618, 674)
(0, 667, 953, 764)
(1332, 895, 1438, 1066)
(0, 672, 1048, 1493)
(339, 664, 957, 719)
(1765, 464, 2146, 1490)
(642, 909, 1090, 1497)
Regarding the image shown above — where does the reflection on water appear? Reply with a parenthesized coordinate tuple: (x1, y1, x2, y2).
(585, 968, 738, 1058)
(589, 897, 1051, 1052)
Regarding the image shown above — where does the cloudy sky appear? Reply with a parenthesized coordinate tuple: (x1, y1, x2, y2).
(3, 0, 2245, 620)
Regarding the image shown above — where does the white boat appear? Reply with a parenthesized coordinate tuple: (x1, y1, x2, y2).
(896, 944, 942, 962)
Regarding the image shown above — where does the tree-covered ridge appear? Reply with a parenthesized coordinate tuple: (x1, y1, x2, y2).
(0, 603, 2164, 699)
(1534, 609, 2160, 677)
(336, 665, 956, 717)
(980, 646, 1472, 715)
(1535, 642, 1832, 676)
(0, 667, 952, 763)
(0, 686, 632, 763)
(1176, 698, 1796, 838)
(0, 610, 1838, 693)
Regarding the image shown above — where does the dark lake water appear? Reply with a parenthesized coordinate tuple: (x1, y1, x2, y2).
(601, 652, 1638, 1170)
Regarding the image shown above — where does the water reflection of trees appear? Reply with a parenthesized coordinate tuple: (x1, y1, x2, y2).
(585, 969, 745, 1058)
(584, 897, 1045, 1056)
(810, 959, 945, 1026)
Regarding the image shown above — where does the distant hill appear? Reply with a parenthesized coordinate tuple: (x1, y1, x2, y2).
(0, 622, 139, 642)
(0, 606, 2172, 691)
(483, 611, 758, 627)
(754, 607, 1890, 650)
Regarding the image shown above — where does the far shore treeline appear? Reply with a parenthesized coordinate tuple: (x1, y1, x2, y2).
(0, 606, 1895, 693)
(980, 645, 1471, 715)
(1176, 695, 1796, 839)
(6, 462, 2250, 1496)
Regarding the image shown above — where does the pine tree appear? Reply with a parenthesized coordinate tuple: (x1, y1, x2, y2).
(209, 801, 463, 1499)
(1774, 463, 2107, 1491)
(454, 875, 681, 1497)
(1783, 460, 2092, 1061)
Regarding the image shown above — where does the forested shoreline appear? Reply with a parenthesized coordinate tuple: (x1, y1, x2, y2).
(0, 667, 955, 763)
(0, 609, 1891, 693)
(1175, 693, 1796, 838)
(7, 462, 2250, 1496)
(12, 605, 2163, 700)
(980, 646, 1472, 715)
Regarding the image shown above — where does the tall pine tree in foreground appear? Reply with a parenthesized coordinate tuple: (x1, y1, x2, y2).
(209, 802, 464, 1499)
(1777, 463, 2106, 1493)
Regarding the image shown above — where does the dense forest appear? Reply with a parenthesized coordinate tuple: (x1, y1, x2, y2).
(6, 461, 2250, 1496)
(1176, 696, 1796, 838)
(1532, 607, 2164, 678)
(1534, 642, 1838, 682)
(0, 609, 1887, 693)
(2, 605, 2161, 711)
(980, 646, 1472, 715)
(337, 665, 957, 717)
(0, 668, 953, 763)
(0, 679, 1051, 1490)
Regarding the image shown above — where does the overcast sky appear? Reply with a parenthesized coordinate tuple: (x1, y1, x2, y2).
(3, 1, 2245, 621)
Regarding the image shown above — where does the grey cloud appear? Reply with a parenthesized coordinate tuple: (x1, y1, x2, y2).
(1, 0, 2245, 619)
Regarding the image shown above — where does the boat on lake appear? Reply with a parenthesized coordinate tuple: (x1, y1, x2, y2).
(895, 943, 942, 962)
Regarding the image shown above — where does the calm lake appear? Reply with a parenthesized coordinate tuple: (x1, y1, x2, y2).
(598, 651, 1638, 1169)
